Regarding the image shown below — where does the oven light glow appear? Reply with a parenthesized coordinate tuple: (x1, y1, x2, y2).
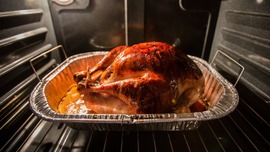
(256, 0, 263, 4)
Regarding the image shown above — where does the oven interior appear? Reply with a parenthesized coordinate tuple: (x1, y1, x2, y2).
(0, 0, 269, 151)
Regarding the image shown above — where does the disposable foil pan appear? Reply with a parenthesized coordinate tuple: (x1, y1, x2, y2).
(29, 51, 239, 131)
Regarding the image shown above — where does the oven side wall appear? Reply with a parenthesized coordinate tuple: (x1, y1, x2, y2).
(210, 1, 270, 147)
(0, 0, 60, 151)
(210, 0, 270, 102)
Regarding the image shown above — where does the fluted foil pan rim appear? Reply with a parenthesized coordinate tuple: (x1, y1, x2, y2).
(29, 51, 239, 130)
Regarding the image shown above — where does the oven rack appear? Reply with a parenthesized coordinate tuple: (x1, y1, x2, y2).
(1, 81, 269, 152)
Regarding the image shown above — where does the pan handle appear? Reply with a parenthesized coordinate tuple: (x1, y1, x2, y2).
(30, 45, 67, 81)
(210, 50, 244, 87)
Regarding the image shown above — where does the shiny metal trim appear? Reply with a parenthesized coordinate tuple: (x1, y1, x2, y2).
(0, 9, 43, 18)
(0, 59, 56, 107)
(0, 27, 48, 48)
(0, 44, 52, 77)
(51, 0, 74, 6)
(124, 0, 128, 45)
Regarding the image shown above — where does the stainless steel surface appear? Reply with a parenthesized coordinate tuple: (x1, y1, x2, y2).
(0, 0, 59, 88)
(48, 0, 126, 55)
(0, 0, 59, 151)
(0, 44, 52, 77)
(0, 9, 43, 18)
(48, 0, 221, 58)
(209, 0, 270, 101)
(0, 28, 47, 48)
(29, 52, 238, 131)
(0, 9, 43, 30)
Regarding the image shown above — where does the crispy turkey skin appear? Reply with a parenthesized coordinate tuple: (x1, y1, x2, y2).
(74, 42, 205, 114)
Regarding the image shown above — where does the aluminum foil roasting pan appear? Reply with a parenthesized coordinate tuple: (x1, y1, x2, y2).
(29, 51, 239, 131)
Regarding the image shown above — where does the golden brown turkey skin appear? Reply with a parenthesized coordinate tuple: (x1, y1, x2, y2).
(74, 42, 204, 114)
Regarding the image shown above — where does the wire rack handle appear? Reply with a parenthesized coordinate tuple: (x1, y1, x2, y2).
(210, 50, 244, 87)
(30, 45, 67, 81)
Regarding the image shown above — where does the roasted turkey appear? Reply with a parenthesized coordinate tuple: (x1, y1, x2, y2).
(74, 42, 205, 114)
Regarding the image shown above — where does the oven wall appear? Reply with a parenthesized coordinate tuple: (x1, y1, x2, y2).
(209, 0, 270, 144)
(0, 0, 59, 95)
(48, 0, 220, 59)
(48, 0, 126, 55)
(0, 0, 60, 151)
(210, 0, 270, 103)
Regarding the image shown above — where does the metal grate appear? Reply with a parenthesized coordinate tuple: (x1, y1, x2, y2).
(1, 81, 263, 152)
(16, 87, 270, 152)
(15, 116, 268, 152)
